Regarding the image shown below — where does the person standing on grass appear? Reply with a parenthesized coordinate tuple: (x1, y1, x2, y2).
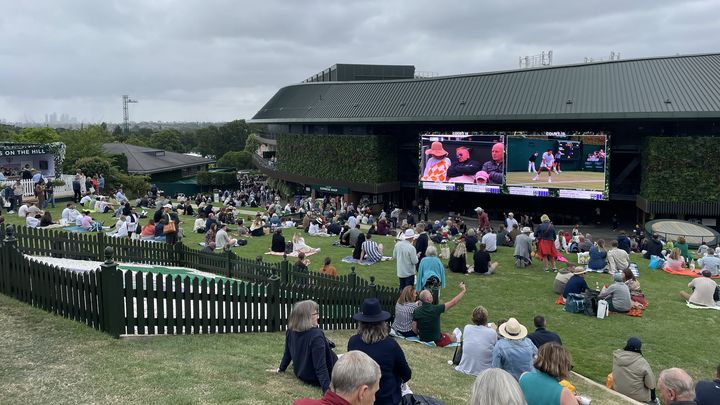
(534, 215, 558, 272)
(293, 351, 379, 405)
(278, 300, 337, 393)
(393, 229, 418, 290)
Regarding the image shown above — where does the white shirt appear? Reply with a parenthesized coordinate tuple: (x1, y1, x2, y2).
(111, 220, 128, 237)
(193, 218, 205, 232)
(456, 324, 497, 376)
(75, 214, 85, 226)
(80, 195, 93, 206)
(61, 208, 72, 222)
(26, 216, 40, 228)
(506, 217, 518, 230)
(18, 204, 29, 218)
(215, 228, 230, 249)
(482, 232, 497, 252)
(347, 216, 357, 229)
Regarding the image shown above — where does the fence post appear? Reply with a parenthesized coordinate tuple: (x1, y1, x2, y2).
(100, 246, 124, 339)
(369, 276, 378, 299)
(226, 250, 233, 278)
(2, 226, 18, 295)
(281, 254, 290, 284)
(268, 275, 281, 332)
(175, 243, 185, 267)
(97, 232, 106, 261)
(348, 267, 357, 289)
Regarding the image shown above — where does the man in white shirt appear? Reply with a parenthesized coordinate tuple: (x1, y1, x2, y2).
(698, 254, 720, 276)
(680, 270, 718, 307)
(109, 216, 129, 238)
(505, 213, 518, 232)
(607, 240, 631, 274)
(215, 223, 237, 250)
(79, 193, 93, 207)
(393, 229, 419, 290)
(481, 228, 498, 253)
(17, 203, 30, 218)
(115, 188, 129, 205)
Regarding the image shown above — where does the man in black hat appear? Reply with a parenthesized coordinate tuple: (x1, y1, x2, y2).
(612, 337, 657, 403)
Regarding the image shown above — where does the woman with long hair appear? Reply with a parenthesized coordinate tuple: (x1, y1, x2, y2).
(348, 298, 411, 405)
(449, 241, 469, 273)
(292, 231, 318, 254)
(277, 300, 337, 392)
(663, 247, 685, 271)
(588, 239, 608, 271)
(391, 286, 419, 338)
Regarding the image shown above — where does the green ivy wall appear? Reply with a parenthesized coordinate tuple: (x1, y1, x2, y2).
(277, 134, 397, 184)
(641, 136, 720, 202)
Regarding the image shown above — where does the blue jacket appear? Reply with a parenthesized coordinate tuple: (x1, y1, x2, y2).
(491, 338, 537, 380)
(279, 328, 337, 392)
(348, 335, 412, 405)
(417, 256, 446, 292)
(588, 246, 608, 270)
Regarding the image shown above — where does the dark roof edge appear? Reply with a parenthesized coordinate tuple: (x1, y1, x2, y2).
(250, 111, 720, 124)
(129, 161, 216, 175)
(271, 52, 720, 90)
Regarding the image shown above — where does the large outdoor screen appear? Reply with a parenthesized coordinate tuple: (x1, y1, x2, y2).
(505, 133, 608, 200)
(419, 133, 505, 194)
(418, 132, 609, 200)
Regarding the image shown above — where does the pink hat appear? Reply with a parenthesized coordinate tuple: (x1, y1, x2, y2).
(425, 141, 448, 157)
(474, 170, 489, 181)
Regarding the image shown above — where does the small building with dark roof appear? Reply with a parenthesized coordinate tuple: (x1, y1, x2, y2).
(102, 143, 215, 182)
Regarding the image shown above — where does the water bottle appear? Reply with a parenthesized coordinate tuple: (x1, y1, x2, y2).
(690, 259, 696, 270)
(595, 281, 600, 291)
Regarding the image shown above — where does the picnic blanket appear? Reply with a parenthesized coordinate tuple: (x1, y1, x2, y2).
(686, 301, 720, 310)
(64, 226, 90, 233)
(265, 250, 317, 258)
(390, 331, 460, 348)
(664, 268, 720, 279)
(341, 256, 392, 266)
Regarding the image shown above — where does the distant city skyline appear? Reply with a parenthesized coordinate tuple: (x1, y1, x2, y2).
(1, 1, 719, 122)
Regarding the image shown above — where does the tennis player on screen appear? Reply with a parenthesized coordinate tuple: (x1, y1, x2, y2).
(533, 149, 554, 183)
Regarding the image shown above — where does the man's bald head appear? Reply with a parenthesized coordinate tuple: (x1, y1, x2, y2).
(658, 368, 694, 403)
(419, 290, 433, 303)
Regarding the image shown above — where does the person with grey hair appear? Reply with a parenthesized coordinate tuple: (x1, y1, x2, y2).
(348, 298, 411, 405)
(598, 272, 632, 313)
(416, 245, 446, 296)
(470, 368, 527, 405)
(413, 282, 466, 347)
(294, 351, 381, 405)
(657, 368, 696, 405)
(278, 300, 337, 392)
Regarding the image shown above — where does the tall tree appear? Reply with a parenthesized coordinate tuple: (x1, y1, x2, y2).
(58, 125, 111, 173)
(149, 129, 184, 153)
(14, 127, 60, 143)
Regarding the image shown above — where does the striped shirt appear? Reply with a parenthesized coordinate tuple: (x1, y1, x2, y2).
(362, 240, 383, 262)
(392, 302, 419, 333)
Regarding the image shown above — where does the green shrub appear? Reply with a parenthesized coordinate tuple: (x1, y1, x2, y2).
(277, 134, 397, 183)
(641, 136, 720, 202)
(217, 151, 252, 170)
(196, 171, 238, 186)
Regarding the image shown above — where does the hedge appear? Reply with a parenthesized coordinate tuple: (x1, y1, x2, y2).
(640, 136, 720, 202)
(197, 171, 238, 186)
(277, 134, 397, 183)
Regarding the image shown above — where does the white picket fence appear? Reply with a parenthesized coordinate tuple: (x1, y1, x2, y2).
(1, 174, 76, 198)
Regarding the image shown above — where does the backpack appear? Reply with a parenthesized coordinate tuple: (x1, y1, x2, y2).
(583, 291, 599, 317)
(285, 241, 293, 254)
(564, 293, 586, 313)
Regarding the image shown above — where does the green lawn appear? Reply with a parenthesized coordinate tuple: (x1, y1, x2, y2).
(1, 202, 718, 404)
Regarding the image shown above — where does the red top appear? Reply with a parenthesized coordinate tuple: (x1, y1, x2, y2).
(293, 391, 351, 405)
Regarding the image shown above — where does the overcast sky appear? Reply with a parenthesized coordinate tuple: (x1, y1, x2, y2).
(2, 0, 718, 124)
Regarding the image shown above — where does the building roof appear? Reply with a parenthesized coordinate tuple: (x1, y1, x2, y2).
(102, 143, 215, 175)
(251, 53, 720, 124)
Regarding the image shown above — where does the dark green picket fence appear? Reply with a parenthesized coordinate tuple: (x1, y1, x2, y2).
(0, 225, 398, 338)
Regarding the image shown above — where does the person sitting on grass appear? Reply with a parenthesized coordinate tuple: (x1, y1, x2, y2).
(108, 215, 129, 238)
(215, 223, 237, 251)
(470, 368, 527, 405)
(359, 233, 384, 264)
(270, 228, 286, 253)
(607, 240, 630, 275)
(391, 286, 419, 338)
(348, 298, 412, 405)
(278, 300, 337, 393)
(413, 282, 466, 347)
(643, 233, 664, 260)
(598, 273, 632, 313)
(657, 368, 695, 405)
(140, 219, 156, 238)
(193, 214, 206, 233)
(562, 267, 589, 299)
(39, 211, 55, 227)
(352, 233, 366, 261)
(519, 342, 585, 405)
(695, 363, 720, 405)
(25, 211, 40, 228)
(449, 240, 470, 274)
(491, 317, 537, 381)
(201, 241, 216, 254)
(675, 236, 692, 265)
(293, 351, 379, 405)
(473, 243, 498, 276)
(553, 265, 574, 295)
(680, 270, 718, 307)
(611, 337, 657, 403)
(527, 315, 562, 349)
(293, 232, 319, 255)
(698, 251, 720, 276)
(514, 227, 534, 268)
(319, 257, 336, 276)
(249, 216, 265, 237)
(588, 239, 608, 272)
(456, 305, 498, 376)
(204, 223, 217, 247)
